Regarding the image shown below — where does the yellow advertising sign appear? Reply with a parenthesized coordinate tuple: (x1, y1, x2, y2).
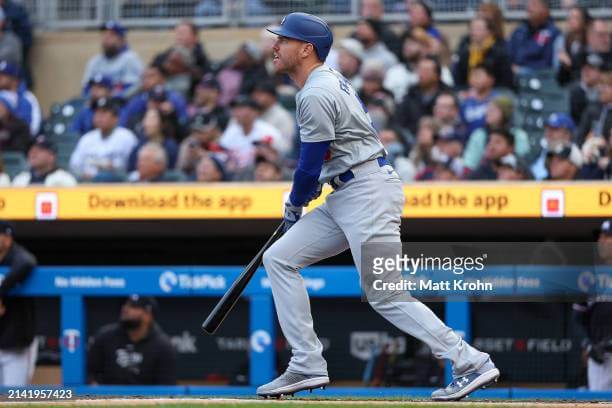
(0, 182, 609, 220)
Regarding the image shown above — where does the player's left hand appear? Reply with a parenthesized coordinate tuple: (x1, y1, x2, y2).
(304, 183, 323, 206)
(283, 201, 303, 233)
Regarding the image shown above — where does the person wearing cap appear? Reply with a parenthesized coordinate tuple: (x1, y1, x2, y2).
(12, 135, 77, 187)
(220, 95, 285, 169)
(119, 64, 188, 131)
(530, 112, 577, 180)
(194, 153, 228, 182)
(418, 148, 464, 181)
(577, 70, 612, 146)
(72, 74, 113, 135)
(251, 79, 296, 149)
(87, 295, 176, 385)
(354, 18, 397, 72)
(188, 74, 228, 127)
(569, 53, 604, 125)
(469, 128, 515, 180)
(0, 88, 29, 153)
(254, 152, 284, 182)
(0, 221, 38, 386)
(177, 112, 225, 176)
(545, 142, 583, 180)
(463, 96, 530, 171)
(82, 20, 144, 97)
(495, 153, 532, 180)
(69, 97, 137, 181)
(336, 38, 364, 91)
(0, 7, 21, 69)
(397, 55, 450, 135)
(573, 219, 612, 391)
(0, 59, 39, 135)
(507, 0, 561, 72)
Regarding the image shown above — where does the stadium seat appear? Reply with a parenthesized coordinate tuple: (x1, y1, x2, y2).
(1, 151, 28, 178)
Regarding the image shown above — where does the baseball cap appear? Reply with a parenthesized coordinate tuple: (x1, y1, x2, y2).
(198, 74, 220, 90)
(496, 153, 533, 178)
(125, 295, 158, 314)
(190, 113, 218, 132)
(29, 135, 57, 154)
(230, 95, 261, 111)
(252, 80, 277, 97)
(148, 84, 168, 102)
(0, 60, 19, 77)
(338, 38, 364, 62)
(601, 220, 612, 236)
(92, 97, 121, 114)
(100, 20, 127, 38)
(546, 142, 583, 167)
(0, 220, 14, 236)
(88, 73, 113, 89)
(546, 113, 575, 132)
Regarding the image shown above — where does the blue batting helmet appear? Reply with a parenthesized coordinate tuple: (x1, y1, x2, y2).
(267, 12, 333, 62)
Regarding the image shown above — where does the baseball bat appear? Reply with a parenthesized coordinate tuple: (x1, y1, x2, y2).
(201, 220, 285, 334)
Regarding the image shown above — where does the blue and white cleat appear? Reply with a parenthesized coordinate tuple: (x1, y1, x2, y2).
(256, 371, 329, 398)
(431, 359, 500, 401)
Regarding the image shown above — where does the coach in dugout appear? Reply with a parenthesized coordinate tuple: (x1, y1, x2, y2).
(87, 295, 176, 385)
(574, 219, 612, 390)
(0, 220, 38, 386)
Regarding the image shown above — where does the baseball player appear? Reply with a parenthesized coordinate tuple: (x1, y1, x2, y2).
(258, 13, 499, 401)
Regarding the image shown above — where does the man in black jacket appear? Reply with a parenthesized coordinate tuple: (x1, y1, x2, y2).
(0, 220, 38, 386)
(87, 295, 176, 385)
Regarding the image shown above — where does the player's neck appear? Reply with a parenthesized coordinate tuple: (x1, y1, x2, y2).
(291, 61, 323, 89)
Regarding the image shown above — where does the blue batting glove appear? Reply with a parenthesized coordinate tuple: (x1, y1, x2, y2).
(283, 201, 303, 233)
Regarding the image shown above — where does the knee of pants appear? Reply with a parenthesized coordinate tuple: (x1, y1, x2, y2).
(262, 240, 291, 274)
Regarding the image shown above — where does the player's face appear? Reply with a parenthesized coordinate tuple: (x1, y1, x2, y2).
(272, 36, 304, 73)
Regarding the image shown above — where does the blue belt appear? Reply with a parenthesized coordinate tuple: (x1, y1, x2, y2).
(329, 156, 390, 190)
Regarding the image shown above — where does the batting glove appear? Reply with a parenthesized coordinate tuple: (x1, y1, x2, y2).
(283, 201, 303, 233)
(304, 183, 323, 207)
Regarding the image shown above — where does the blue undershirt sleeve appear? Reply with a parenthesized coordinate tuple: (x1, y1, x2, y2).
(289, 140, 331, 207)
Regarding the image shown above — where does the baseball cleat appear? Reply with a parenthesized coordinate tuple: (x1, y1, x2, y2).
(431, 359, 500, 401)
(256, 371, 330, 398)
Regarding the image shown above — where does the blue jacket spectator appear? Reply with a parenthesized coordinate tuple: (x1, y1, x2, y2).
(0, 60, 40, 135)
(126, 108, 179, 172)
(82, 21, 144, 97)
(72, 74, 113, 135)
(507, 0, 561, 71)
(0, 0, 32, 86)
(120, 84, 188, 131)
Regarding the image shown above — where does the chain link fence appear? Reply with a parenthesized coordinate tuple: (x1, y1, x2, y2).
(19, 0, 612, 30)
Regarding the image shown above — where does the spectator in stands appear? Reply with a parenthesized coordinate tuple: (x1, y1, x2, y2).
(88, 295, 176, 385)
(188, 74, 229, 128)
(358, 61, 395, 109)
(0, 157, 9, 186)
(577, 71, 612, 146)
(545, 142, 583, 180)
(432, 92, 468, 145)
(251, 80, 296, 150)
(153, 20, 210, 97)
(580, 130, 611, 179)
(12, 135, 77, 187)
(452, 17, 513, 90)
(574, 220, 612, 391)
(397, 56, 450, 134)
(378, 126, 409, 165)
(532, 112, 576, 179)
(0, 8, 21, 68)
(459, 64, 498, 135)
(404, 0, 448, 56)
(569, 53, 603, 125)
(194, 153, 227, 182)
(555, 6, 591, 85)
(0, 221, 37, 386)
(463, 95, 530, 171)
(432, 131, 464, 167)
(128, 142, 179, 182)
(254, 155, 283, 182)
(0, 92, 29, 153)
(0, 60, 39, 135)
(177, 113, 225, 177)
(158, 46, 195, 99)
(82, 21, 144, 97)
(419, 149, 464, 181)
(217, 41, 268, 106)
(476, 3, 505, 43)
(336, 38, 364, 91)
(0, 0, 33, 87)
(469, 128, 515, 180)
(402, 116, 438, 181)
(73, 74, 113, 135)
(507, 0, 561, 73)
(354, 18, 397, 72)
(586, 19, 611, 63)
(220, 95, 285, 169)
(358, 0, 400, 57)
(127, 108, 179, 172)
(69, 97, 137, 182)
(120, 65, 188, 130)
(495, 153, 533, 180)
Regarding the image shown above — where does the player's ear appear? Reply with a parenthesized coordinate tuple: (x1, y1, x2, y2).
(302, 43, 315, 59)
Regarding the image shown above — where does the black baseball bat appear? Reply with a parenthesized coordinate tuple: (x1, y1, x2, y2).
(201, 221, 285, 334)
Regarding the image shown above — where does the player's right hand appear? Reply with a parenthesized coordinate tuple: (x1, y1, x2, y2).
(283, 201, 303, 232)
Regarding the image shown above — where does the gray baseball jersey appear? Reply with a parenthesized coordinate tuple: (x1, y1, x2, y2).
(296, 65, 384, 183)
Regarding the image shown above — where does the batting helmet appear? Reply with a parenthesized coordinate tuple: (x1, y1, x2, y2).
(267, 12, 333, 62)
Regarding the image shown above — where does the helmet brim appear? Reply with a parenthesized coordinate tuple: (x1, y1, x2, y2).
(266, 26, 308, 44)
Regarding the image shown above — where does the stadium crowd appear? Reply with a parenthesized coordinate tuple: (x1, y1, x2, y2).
(0, 0, 610, 186)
